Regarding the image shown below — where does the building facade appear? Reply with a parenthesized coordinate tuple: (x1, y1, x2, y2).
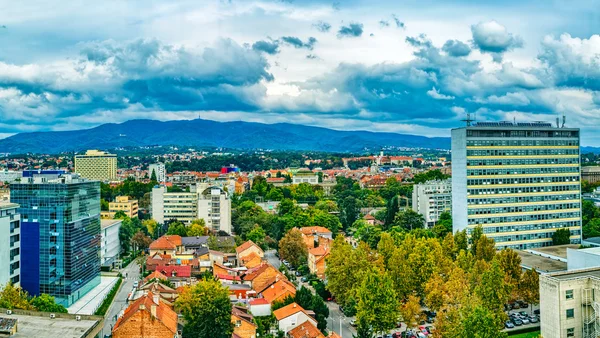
(292, 169, 319, 185)
(149, 163, 166, 183)
(412, 178, 452, 227)
(582, 166, 600, 184)
(540, 268, 600, 338)
(11, 171, 101, 307)
(151, 184, 232, 233)
(0, 170, 22, 183)
(74, 150, 117, 181)
(101, 219, 122, 268)
(452, 121, 582, 250)
(101, 196, 139, 219)
(0, 203, 21, 286)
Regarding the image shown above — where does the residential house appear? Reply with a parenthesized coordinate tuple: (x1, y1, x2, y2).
(249, 298, 271, 317)
(308, 246, 330, 280)
(112, 292, 179, 338)
(155, 265, 192, 287)
(146, 253, 172, 272)
(137, 280, 179, 306)
(260, 279, 296, 304)
(240, 252, 263, 269)
(273, 303, 318, 333)
(287, 320, 325, 338)
(236, 240, 264, 263)
(231, 306, 257, 338)
(143, 271, 169, 284)
(149, 235, 183, 256)
(243, 263, 283, 292)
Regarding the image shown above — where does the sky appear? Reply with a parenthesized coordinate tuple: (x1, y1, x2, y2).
(0, 0, 600, 145)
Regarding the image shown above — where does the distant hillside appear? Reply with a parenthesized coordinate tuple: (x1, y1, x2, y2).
(0, 119, 451, 154)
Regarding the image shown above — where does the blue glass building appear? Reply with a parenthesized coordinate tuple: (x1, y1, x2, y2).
(11, 171, 101, 307)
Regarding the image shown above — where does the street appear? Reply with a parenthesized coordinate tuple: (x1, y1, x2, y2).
(326, 301, 355, 338)
(264, 249, 281, 269)
(101, 261, 141, 337)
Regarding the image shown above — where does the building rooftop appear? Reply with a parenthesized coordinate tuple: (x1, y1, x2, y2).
(100, 219, 122, 229)
(0, 313, 100, 338)
(546, 267, 600, 281)
(0, 202, 19, 210)
(529, 244, 580, 259)
(516, 250, 567, 273)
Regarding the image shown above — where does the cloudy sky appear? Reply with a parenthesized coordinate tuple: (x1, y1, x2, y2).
(1, 0, 600, 144)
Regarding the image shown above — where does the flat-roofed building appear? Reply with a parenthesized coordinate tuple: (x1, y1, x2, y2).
(452, 121, 582, 250)
(412, 178, 452, 227)
(540, 267, 600, 338)
(582, 166, 600, 184)
(0, 202, 20, 286)
(74, 150, 117, 181)
(101, 196, 139, 219)
(100, 219, 122, 268)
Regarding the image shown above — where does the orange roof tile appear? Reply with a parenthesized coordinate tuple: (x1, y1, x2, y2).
(273, 303, 310, 321)
(288, 320, 326, 338)
(236, 240, 263, 255)
(299, 226, 332, 235)
(149, 235, 182, 250)
(261, 279, 296, 304)
(113, 292, 178, 335)
(143, 270, 169, 283)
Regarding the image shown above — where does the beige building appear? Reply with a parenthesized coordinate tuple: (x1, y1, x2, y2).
(101, 196, 139, 219)
(582, 166, 600, 184)
(540, 267, 600, 338)
(75, 150, 117, 181)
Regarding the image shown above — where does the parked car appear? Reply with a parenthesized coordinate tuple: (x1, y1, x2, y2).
(529, 316, 539, 323)
(505, 321, 515, 329)
(133, 281, 139, 288)
(426, 316, 434, 323)
(521, 318, 530, 325)
(512, 319, 523, 326)
(301, 277, 308, 282)
(350, 320, 357, 327)
(534, 309, 540, 315)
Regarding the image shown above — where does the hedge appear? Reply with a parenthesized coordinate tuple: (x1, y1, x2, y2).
(94, 277, 123, 316)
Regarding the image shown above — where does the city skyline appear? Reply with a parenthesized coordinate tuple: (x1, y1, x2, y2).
(0, 0, 599, 146)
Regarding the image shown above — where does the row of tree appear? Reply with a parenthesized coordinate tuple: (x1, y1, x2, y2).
(0, 283, 67, 313)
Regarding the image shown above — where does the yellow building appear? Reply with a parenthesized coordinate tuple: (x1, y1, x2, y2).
(74, 150, 117, 181)
(101, 196, 139, 219)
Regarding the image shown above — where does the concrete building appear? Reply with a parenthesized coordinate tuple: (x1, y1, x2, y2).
(412, 178, 452, 227)
(11, 170, 101, 307)
(151, 184, 232, 233)
(582, 166, 600, 184)
(292, 169, 319, 185)
(452, 121, 582, 249)
(0, 203, 21, 286)
(0, 187, 10, 202)
(74, 150, 117, 181)
(567, 247, 600, 271)
(0, 170, 22, 183)
(0, 311, 102, 338)
(101, 196, 139, 219)
(540, 267, 600, 338)
(149, 163, 166, 183)
(100, 219, 122, 269)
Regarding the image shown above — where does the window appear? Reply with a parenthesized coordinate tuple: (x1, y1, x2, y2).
(235, 320, 241, 327)
(566, 308, 574, 319)
(567, 328, 575, 337)
(566, 289, 574, 299)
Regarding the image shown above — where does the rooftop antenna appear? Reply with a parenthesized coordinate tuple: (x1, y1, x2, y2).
(513, 116, 516, 125)
(556, 117, 560, 128)
(462, 112, 474, 127)
(562, 114, 566, 128)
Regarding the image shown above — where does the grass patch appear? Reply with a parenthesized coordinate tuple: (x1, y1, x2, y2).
(508, 330, 540, 338)
(94, 277, 123, 316)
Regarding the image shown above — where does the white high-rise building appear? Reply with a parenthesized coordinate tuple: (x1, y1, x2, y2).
(452, 121, 582, 250)
(412, 179, 452, 227)
(0, 203, 20, 286)
(151, 184, 232, 234)
(149, 163, 166, 183)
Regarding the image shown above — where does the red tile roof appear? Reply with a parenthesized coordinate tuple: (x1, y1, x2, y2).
(143, 270, 169, 283)
(156, 265, 191, 278)
(112, 292, 178, 335)
(149, 235, 182, 250)
(299, 226, 332, 235)
(273, 302, 310, 321)
(287, 320, 325, 338)
(236, 240, 262, 255)
(249, 298, 269, 306)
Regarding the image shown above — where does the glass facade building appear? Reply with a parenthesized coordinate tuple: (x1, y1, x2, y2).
(11, 171, 101, 307)
(451, 122, 582, 250)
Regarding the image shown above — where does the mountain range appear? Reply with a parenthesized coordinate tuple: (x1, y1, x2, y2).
(0, 119, 451, 154)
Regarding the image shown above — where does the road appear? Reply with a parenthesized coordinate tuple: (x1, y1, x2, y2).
(264, 250, 281, 269)
(326, 301, 356, 338)
(101, 261, 141, 337)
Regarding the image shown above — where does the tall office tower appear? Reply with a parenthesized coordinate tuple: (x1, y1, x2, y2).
(412, 178, 452, 227)
(74, 150, 117, 181)
(148, 163, 166, 183)
(0, 202, 21, 287)
(452, 121, 582, 250)
(11, 170, 101, 307)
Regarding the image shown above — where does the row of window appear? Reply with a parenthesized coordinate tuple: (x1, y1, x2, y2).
(467, 130, 578, 138)
(472, 221, 580, 234)
(467, 176, 579, 186)
(468, 203, 580, 215)
(468, 158, 579, 166)
(468, 167, 580, 176)
(467, 139, 579, 147)
(467, 149, 579, 156)
(486, 229, 580, 243)
(467, 212, 580, 225)
(468, 185, 579, 195)
(468, 194, 580, 205)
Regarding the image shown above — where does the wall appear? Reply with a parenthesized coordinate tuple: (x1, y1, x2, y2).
(451, 128, 467, 233)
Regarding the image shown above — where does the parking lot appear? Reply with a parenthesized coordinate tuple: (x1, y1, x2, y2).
(504, 303, 541, 333)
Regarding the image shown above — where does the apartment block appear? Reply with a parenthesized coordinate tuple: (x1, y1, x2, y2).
(149, 163, 166, 183)
(101, 195, 139, 219)
(0, 203, 21, 286)
(74, 150, 117, 181)
(11, 170, 101, 307)
(412, 178, 452, 227)
(452, 121, 582, 249)
(101, 219, 122, 269)
(540, 268, 600, 338)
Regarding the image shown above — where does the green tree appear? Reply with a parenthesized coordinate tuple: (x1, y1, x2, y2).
(356, 269, 399, 335)
(247, 226, 266, 245)
(400, 294, 423, 330)
(520, 268, 540, 314)
(167, 221, 188, 237)
(188, 220, 209, 237)
(143, 219, 159, 238)
(278, 228, 308, 268)
(131, 231, 152, 252)
(176, 279, 233, 338)
(552, 228, 572, 245)
(0, 283, 34, 310)
(340, 196, 359, 230)
(454, 230, 468, 252)
(393, 209, 425, 231)
(150, 168, 157, 182)
(101, 199, 109, 211)
(384, 196, 400, 227)
(460, 304, 508, 338)
(475, 259, 512, 315)
(30, 294, 68, 313)
(584, 218, 600, 239)
(475, 235, 496, 262)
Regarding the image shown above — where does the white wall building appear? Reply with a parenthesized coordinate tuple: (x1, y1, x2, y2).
(149, 163, 166, 183)
(101, 219, 122, 268)
(540, 267, 600, 338)
(0, 170, 22, 183)
(292, 169, 319, 185)
(0, 203, 20, 286)
(567, 247, 600, 271)
(412, 178, 452, 227)
(151, 184, 232, 234)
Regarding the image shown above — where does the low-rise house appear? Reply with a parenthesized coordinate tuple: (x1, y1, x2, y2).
(243, 263, 281, 291)
(260, 279, 296, 304)
(146, 253, 172, 271)
(143, 271, 169, 284)
(287, 320, 325, 338)
(112, 292, 179, 338)
(249, 298, 271, 317)
(136, 280, 179, 306)
(155, 265, 192, 287)
(149, 235, 183, 256)
(231, 306, 258, 338)
(308, 246, 330, 280)
(273, 303, 318, 333)
(240, 252, 263, 269)
(236, 240, 264, 263)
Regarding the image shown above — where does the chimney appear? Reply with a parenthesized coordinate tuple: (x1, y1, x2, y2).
(293, 303, 297, 308)
(151, 304, 157, 318)
(153, 294, 160, 305)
